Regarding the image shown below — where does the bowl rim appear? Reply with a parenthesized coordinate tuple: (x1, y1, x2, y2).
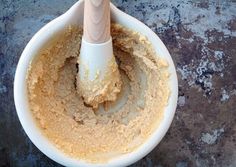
(14, 1, 178, 167)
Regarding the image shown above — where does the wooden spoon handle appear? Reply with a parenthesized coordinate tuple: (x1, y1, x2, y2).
(83, 0, 110, 44)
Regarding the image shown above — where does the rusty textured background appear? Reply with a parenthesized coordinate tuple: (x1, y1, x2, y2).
(0, 0, 236, 166)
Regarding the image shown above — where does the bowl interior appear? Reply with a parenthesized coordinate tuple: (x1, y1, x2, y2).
(14, 1, 178, 167)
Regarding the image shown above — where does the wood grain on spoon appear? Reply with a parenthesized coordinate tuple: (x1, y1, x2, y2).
(83, 0, 110, 43)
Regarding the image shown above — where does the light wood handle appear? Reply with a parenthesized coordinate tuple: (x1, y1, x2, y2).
(83, 0, 110, 44)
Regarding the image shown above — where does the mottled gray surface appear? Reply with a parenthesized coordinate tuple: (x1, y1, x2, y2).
(0, 0, 236, 166)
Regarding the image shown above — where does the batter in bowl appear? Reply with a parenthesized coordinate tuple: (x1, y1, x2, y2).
(27, 24, 170, 163)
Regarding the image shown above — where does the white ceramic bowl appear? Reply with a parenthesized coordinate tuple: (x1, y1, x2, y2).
(14, 1, 178, 167)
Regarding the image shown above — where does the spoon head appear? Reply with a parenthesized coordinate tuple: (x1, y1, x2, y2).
(79, 37, 113, 81)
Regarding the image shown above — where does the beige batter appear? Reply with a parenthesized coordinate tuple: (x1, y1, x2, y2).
(27, 24, 170, 163)
(78, 55, 122, 109)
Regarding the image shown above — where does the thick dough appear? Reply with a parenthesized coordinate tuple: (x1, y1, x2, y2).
(27, 24, 170, 163)
(77, 55, 122, 109)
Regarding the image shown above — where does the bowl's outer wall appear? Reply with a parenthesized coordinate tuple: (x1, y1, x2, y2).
(14, 1, 178, 167)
